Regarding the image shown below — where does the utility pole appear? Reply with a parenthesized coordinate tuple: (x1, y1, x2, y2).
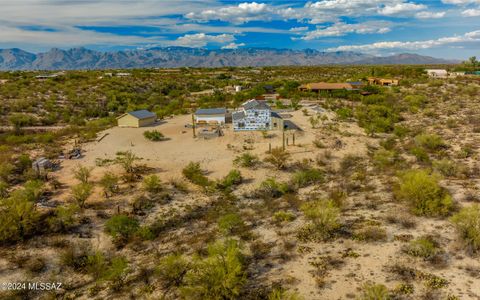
(282, 126, 285, 150)
(192, 114, 196, 138)
(293, 133, 295, 146)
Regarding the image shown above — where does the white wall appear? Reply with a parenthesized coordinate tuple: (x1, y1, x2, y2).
(195, 115, 225, 124)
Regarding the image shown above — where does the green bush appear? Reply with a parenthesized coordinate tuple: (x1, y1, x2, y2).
(359, 283, 390, 300)
(156, 253, 190, 287)
(414, 133, 446, 152)
(257, 178, 292, 199)
(233, 152, 260, 168)
(410, 146, 430, 164)
(71, 182, 93, 208)
(432, 159, 457, 177)
(273, 211, 296, 223)
(395, 170, 453, 217)
(0, 195, 39, 243)
(354, 225, 387, 242)
(291, 168, 324, 188)
(450, 205, 480, 253)
(181, 239, 246, 300)
(218, 213, 245, 235)
(265, 147, 291, 170)
(373, 149, 398, 170)
(300, 200, 341, 241)
(404, 236, 440, 259)
(182, 162, 213, 188)
(404, 95, 426, 112)
(216, 170, 243, 191)
(143, 174, 163, 193)
(104, 214, 139, 243)
(144, 130, 167, 141)
(336, 107, 353, 120)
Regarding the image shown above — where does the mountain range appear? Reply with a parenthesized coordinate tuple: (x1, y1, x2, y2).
(0, 47, 458, 70)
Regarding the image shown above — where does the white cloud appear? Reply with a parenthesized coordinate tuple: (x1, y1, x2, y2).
(378, 2, 426, 15)
(185, 2, 272, 24)
(441, 0, 480, 4)
(173, 33, 235, 48)
(462, 8, 480, 16)
(300, 21, 391, 40)
(327, 30, 480, 52)
(415, 11, 446, 18)
(289, 26, 309, 32)
(222, 42, 246, 49)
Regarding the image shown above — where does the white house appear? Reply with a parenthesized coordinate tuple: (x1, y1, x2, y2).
(233, 99, 277, 131)
(194, 108, 226, 125)
(426, 69, 448, 78)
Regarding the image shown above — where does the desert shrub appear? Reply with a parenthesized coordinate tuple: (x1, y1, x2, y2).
(0, 181, 8, 198)
(104, 214, 139, 244)
(359, 283, 390, 300)
(393, 125, 410, 138)
(404, 95, 426, 112)
(450, 205, 480, 254)
(410, 146, 430, 164)
(273, 211, 296, 223)
(71, 183, 93, 208)
(393, 283, 414, 296)
(218, 213, 245, 235)
(181, 239, 246, 300)
(13, 179, 45, 202)
(234, 152, 260, 168)
(143, 174, 163, 193)
(47, 204, 79, 233)
(414, 133, 446, 152)
(265, 147, 290, 170)
(373, 149, 398, 170)
(86, 251, 108, 280)
(291, 168, 324, 188)
(60, 242, 92, 271)
(336, 107, 353, 120)
(0, 195, 39, 244)
(299, 200, 341, 241)
(216, 170, 243, 191)
(355, 103, 398, 134)
(404, 235, 441, 260)
(432, 159, 457, 177)
(457, 145, 475, 159)
(73, 165, 92, 184)
(156, 253, 190, 287)
(257, 178, 292, 199)
(354, 225, 387, 242)
(99, 172, 119, 197)
(182, 162, 213, 188)
(339, 155, 362, 175)
(312, 138, 325, 148)
(144, 130, 167, 141)
(102, 256, 129, 291)
(395, 170, 453, 217)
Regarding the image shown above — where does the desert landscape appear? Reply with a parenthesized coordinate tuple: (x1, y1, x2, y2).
(1, 64, 480, 300)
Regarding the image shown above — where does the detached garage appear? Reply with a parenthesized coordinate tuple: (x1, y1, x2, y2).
(194, 108, 226, 126)
(117, 110, 156, 128)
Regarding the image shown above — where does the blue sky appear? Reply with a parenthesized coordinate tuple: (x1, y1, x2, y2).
(0, 0, 479, 58)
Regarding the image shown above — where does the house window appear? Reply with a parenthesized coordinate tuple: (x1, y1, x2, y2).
(238, 122, 245, 128)
(265, 122, 270, 127)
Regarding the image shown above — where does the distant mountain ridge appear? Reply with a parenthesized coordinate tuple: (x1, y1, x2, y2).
(0, 47, 458, 70)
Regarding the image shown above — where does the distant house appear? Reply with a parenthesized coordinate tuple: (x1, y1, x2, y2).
(117, 110, 156, 127)
(232, 99, 283, 131)
(299, 82, 355, 92)
(347, 81, 365, 89)
(367, 77, 399, 86)
(426, 69, 448, 78)
(32, 157, 52, 173)
(0, 79, 8, 84)
(194, 108, 227, 126)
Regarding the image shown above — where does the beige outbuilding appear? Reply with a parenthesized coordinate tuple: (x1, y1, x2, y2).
(117, 110, 156, 128)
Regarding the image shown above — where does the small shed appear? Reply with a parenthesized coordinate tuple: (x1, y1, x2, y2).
(117, 110, 156, 128)
(194, 108, 227, 126)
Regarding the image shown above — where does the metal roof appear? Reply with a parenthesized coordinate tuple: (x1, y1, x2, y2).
(242, 99, 271, 110)
(271, 111, 283, 119)
(195, 108, 227, 115)
(127, 110, 156, 119)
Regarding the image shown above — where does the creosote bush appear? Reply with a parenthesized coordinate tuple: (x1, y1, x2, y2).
(359, 282, 390, 300)
(156, 253, 190, 288)
(234, 152, 260, 168)
(180, 239, 246, 300)
(265, 147, 290, 170)
(450, 204, 480, 254)
(144, 130, 167, 141)
(299, 199, 341, 241)
(414, 133, 446, 152)
(395, 170, 453, 217)
(404, 235, 441, 259)
(291, 168, 324, 188)
(104, 214, 139, 244)
(143, 174, 163, 194)
(182, 162, 213, 188)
